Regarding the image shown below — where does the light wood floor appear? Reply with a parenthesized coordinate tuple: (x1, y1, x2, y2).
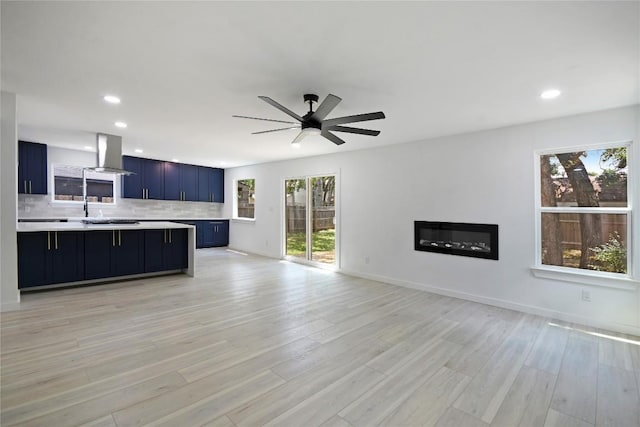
(2, 249, 639, 427)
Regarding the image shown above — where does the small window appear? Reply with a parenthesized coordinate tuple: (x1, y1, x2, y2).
(235, 179, 255, 219)
(537, 144, 631, 275)
(52, 165, 115, 204)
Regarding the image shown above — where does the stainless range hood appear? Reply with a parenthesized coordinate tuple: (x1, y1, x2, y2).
(85, 133, 133, 175)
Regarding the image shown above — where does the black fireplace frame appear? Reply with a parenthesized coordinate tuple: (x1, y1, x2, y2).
(414, 221, 499, 260)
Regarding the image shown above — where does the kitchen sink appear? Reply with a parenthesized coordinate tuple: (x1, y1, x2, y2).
(82, 219, 139, 225)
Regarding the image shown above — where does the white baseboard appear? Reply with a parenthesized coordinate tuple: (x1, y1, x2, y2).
(1, 300, 21, 312)
(340, 268, 640, 336)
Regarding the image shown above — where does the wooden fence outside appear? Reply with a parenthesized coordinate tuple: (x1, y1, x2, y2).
(555, 213, 626, 249)
(286, 206, 335, 233)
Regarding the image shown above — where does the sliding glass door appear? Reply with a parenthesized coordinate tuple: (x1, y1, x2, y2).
(285, 175, 336, 265)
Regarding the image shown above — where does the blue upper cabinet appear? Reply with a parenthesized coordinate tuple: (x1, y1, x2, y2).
(124, 156, 222, 203)
(164, 162, 198, 201)
(122, 156, 165, 200)
(18, 141, 47, 194)
(197, 166, 224, 203)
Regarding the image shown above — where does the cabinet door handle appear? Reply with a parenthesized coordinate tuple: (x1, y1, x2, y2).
(142, 188, 145, 199)
(23, 181, 27, 193)
(47, 231, 51, 250)
(29, 181, 32, 194)
(119, 230, 122, 246)
(112, 230, 116, 247)
(55, 232, 58, 250)
(209, 193, 212, 202)
(169, 229, 172, 243)
(164, 229, 167, 243)
(211, 193, 214, 202)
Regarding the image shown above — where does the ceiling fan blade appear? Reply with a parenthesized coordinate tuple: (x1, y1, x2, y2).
(322, 111, 386, 127)
(292, 131, 307, 145)
(232, 115, 297, 124)
(258, 96, 304, 122)
(310, 94, 342, 121)
(252, 126, 300, 135)
(321, 130, 346, 145)
(327, 125, 380, 136)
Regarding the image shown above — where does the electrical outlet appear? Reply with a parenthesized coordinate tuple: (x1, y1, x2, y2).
(581, 290, 591, 302)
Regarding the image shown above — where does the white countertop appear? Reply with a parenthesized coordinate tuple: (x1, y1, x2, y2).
(19, 217, 229, 222)
(17, 221, 196, 233)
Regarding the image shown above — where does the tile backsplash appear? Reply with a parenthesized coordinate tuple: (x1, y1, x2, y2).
(19, 194, 224, 219)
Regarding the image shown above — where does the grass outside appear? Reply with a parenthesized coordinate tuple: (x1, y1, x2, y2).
(287, 229, 335, 263)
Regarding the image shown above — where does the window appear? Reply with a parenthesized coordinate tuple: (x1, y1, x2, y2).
(536, 143, 631, 277)
(235, 179, 255, 219)
(52, 165, 115, 204)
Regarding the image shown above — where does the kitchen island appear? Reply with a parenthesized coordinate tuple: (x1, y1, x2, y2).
(17, 221, 195, 290)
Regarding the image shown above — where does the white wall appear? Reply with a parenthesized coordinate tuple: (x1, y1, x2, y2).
(1, 91, 20, 308)
(225, 105, 640, 335)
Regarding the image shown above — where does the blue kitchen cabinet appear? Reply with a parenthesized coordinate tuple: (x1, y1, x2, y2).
(112, 230, 145, 276)
(85, 229, 144, 279)
(17, 231, 84, 288)
(197, 166, 224, 203)
(199, 220, 229, 247)
(17, 232, 49, 288)
(164, 228, 188, 270)
(164, 162, 198, 201)
(144, 228, 188, 272)
(122, 156, 165, 200)
(50, 231, 85, 284)
(18, 141, 47, 195)
(84, 231, 113, 280)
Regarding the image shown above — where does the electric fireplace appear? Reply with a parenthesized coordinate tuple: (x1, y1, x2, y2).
(414, 221, 499, 260)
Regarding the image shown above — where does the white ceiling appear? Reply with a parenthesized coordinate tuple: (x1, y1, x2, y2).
(2, 1, 638, 168)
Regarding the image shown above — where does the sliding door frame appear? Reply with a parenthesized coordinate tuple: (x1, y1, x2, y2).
(282, 172, 340, 270)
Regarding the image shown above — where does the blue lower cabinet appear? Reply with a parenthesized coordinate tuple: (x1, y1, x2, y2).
(18, 231, 84, 288)
(164, 229, 188, 270)
(17, 232, 51, 288)
(50, 231, 84, 284)
(85, 229, 144, 279)
(112, 230, 145, 276)
(144, 228, 188, 272)
(84, 231, 114, 280)
(198, 220, 229, 248)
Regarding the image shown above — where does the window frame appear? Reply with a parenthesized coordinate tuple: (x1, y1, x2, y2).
(233, 178, 256, 221)
(532, 140, 638, 289)
(50, 164, 117, 206)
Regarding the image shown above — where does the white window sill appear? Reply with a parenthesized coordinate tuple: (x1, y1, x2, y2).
(232, 217, 256, 223)
(531, 266, 639, 290)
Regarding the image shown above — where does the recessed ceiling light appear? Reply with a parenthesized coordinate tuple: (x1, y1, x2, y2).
(103, 95, 121, 104)
(84, 145, 93, 150)
(114, 121, 127, 128)
(540, 89, 561, 99)
(171, 158, 179, 162)
(134, 148, 143, 153)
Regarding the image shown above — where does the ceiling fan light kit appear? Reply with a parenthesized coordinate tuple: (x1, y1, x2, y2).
(233, 93, 385, 146)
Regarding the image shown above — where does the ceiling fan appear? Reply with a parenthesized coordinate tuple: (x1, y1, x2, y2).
(233, 93, 385, 146)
